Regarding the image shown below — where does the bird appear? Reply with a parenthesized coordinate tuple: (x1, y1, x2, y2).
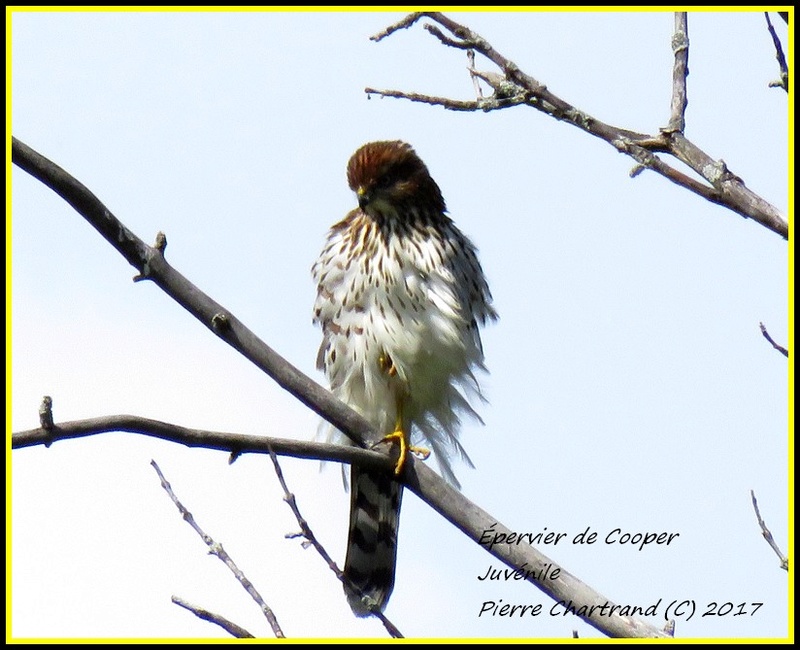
(312, 140, 497, 616)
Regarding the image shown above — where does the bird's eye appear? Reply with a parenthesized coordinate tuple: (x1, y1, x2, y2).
(376, 174, 392, 189)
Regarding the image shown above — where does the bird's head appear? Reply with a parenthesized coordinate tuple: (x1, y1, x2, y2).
(346, 141, 446, 221)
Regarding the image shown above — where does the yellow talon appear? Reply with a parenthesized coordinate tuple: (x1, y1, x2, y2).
(380, 430, 430, 476)
(373, 381, 430, 475)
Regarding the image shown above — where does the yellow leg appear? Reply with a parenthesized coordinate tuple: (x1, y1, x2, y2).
(379, 401, 431, 477)
(375, 352, 430, 474)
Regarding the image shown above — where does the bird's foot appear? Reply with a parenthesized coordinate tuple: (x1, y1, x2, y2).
(378, 429, 430, 476)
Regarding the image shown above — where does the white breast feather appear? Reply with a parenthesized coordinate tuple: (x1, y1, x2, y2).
(313, 218, 494, 487)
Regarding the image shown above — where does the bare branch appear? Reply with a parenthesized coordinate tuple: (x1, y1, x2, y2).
(171, 596, 255, 638)
(764, 12, 789, 92)
(618, 141, 724, 204)
(750, 490, 789, 571)
(666, 12, 689, 133)
(365, 13, 788, 239)
(366, 86, 481, 111)
(268, 449, 403, 638)
(424, 22, 477, 49)
(11, 140, 669, 638)
(467, 50, 483, 99)
(151, 460, 285, 638)
(369, 11, 426, 42)
(12, 413, 398, 468)
(759, 322, 789, 357)
(665, 132, 788, 236)
(365, 86, 524, 112)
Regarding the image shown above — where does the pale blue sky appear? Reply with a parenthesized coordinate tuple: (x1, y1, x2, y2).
(10, 9, 790, 640)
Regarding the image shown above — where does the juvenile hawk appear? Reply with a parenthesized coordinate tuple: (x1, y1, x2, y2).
(312, 140, 496, 615)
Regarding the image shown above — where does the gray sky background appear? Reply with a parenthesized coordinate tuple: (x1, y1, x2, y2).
(10, 9, 790, 640)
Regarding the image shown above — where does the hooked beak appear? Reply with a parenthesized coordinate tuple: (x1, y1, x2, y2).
(356, 186, 370, 210)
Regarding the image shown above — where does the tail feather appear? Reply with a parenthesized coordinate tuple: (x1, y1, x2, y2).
(343, 466, 403, 615)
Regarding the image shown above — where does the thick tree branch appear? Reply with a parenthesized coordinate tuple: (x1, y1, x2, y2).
(664, 131, 788, 232)
(12, 139, 668, 638)
(12, 413, 396, 470)
(366, 13, 788, 240)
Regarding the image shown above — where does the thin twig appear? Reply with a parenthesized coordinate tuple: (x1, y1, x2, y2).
(267, 449, 403, 638)
(365, 86, 524, 112)
(759, 322, 789, 357)
(38, 395, 54, 431)
(617, 141, 726, 206)
(425, 23, 477, 49)
(467, 50, 483, 99)
(171, 596, 255, 638)
(750, 490, 789, 571)
(666, 12, 689, 133)
(151, 460, 285, 638)
(764, 12, 789, 92)
(369, 11, 426, 42)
